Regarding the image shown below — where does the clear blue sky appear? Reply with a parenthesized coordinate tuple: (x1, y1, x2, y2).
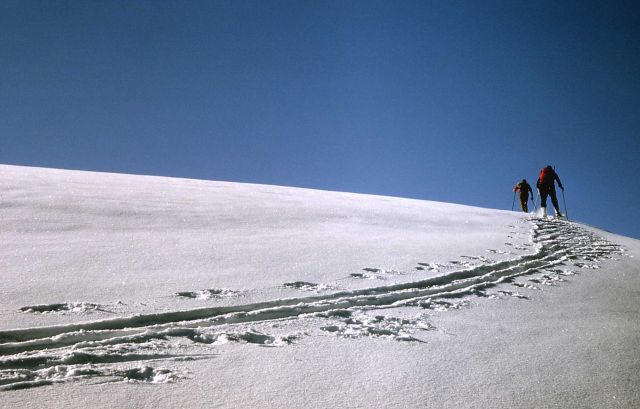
(2, 0, 639, 238)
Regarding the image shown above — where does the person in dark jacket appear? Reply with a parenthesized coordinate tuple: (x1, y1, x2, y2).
(536, 165, 564, 217)
(513, 179, 533, 212)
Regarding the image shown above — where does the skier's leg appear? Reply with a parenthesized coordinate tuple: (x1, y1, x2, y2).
(550, 189, 562, 216)
(520, 194, 528, 212)
(540, 190, 549, 217)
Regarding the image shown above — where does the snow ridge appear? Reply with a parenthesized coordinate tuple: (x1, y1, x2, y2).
(0, 218, 625, 390)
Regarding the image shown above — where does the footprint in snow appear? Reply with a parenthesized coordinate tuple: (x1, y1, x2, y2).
(573, 262, 600, 269)
(419, 299, 470, 311)
(496, 290, 529, 299)
(319, 313, 430, 342)
(416, 262, 443, 271)
(175, 288, 240, 299)
(486, 249, 509, 255)
(0, 365, 188, 391)
(513, 282, 540, 290)
(190, 329, 299, 347)
(350, 268, 403, 280)
(460, 255, 493, 264)
(282, 281, 335, 292)
(19, 302, 106, 314)
(448, 260, 474, 267)
(349, 272, 384, 280)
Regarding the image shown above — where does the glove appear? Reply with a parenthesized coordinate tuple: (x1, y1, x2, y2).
(560, 186, 564, 191)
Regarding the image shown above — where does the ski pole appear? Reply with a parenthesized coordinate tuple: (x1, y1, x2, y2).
(511, 191, 516, 211)
(562, 189, 568, 220)
(531, 195, 537, 211)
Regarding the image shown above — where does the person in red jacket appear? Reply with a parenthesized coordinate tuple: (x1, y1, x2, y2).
(513, 179, 533, 212)
(536, 165, 564, 217)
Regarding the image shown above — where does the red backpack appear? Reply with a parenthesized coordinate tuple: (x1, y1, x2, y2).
(539, 167, 555, 186)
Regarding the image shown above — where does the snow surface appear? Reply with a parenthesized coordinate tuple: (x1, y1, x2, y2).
(1, 164, 638, 408)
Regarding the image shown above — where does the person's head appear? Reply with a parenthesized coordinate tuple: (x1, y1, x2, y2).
(545, 165, 553, 170)
(521, 179, 527, 183)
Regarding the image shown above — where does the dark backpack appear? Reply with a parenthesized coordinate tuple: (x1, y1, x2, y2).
(517, 181, 530, 194)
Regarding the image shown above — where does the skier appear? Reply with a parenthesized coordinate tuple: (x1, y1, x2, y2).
(513, 179, 533, 212)
(536, 165, 564, 217)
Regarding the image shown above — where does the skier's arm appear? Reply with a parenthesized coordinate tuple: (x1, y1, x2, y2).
(555, 174, 564, 190)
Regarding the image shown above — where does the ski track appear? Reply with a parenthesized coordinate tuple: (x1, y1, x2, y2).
(0, 218, 626, 390)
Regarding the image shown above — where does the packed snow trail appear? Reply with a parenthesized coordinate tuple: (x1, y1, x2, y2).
(0, 218, 625, 390)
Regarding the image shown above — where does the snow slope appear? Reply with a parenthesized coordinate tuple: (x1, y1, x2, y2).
(1, 164, 638, 408)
